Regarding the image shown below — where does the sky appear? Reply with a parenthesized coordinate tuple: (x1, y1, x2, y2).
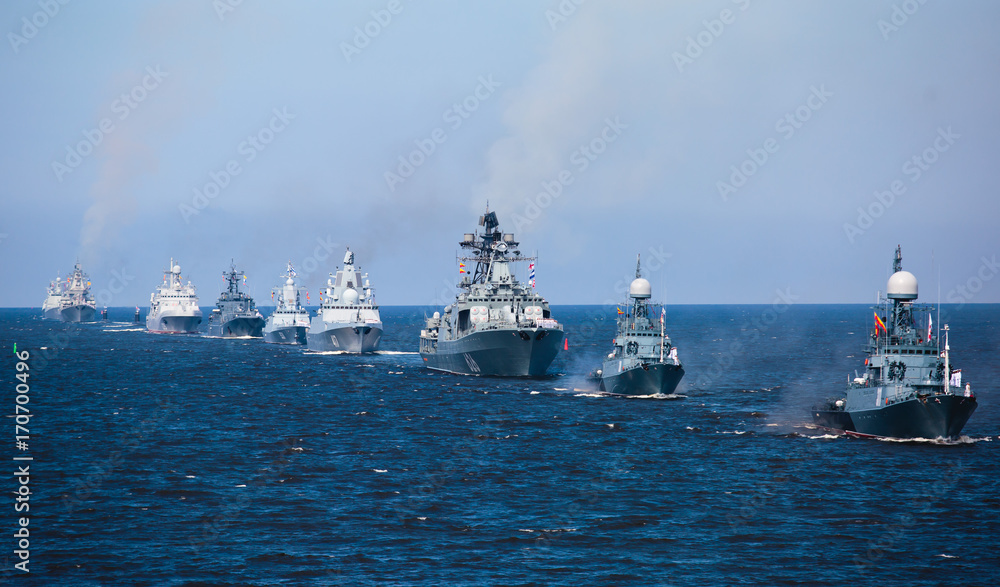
(2, 0, 999, 308)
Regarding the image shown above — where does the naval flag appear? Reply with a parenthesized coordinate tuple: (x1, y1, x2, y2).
(927, 314, 933, 342)
(874, 312, 887, 335)
(529, 262, 535, 288)
(459, 262, 466, 274)
(949, 370, 962, 388)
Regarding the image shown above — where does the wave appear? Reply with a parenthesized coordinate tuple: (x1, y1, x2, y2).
(103, 327, 145, 332)
(374, 351, 419, 355)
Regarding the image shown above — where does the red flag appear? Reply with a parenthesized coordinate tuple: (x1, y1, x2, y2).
(874, 312, 886, 335)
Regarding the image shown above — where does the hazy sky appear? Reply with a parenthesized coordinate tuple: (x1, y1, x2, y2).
(2, 1, 999, 308)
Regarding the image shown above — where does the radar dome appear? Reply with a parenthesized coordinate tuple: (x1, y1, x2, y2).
(172, 265, 181, 275)
(342, 288, 360, 305)
(285, 278, 294, 286)
(629, 278, 651, 299)
(887, 270, 918, 300)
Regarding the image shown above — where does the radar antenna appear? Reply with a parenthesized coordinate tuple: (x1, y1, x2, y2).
(893, 245, 902, 273)
(635, 254, 642, 279)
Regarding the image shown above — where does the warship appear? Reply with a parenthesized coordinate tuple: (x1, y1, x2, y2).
(306, 248, 382, 353)
(146, 258, 203, 334)
(263, 262, 310, 344)
(206, 263, 265, 337)
(59, 261, 97, 322)
(813, 246, 977, 439)
(593, 255, 684, 395)
(42, 274, 64, 320)
(419, 207, 563, 376)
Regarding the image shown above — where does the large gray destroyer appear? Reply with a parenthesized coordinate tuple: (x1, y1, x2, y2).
(206, 264, 265, 337)
(420, 208, 563, 376)
(59, 261, 97, 322)
(813, 246, 977, 439)
(146, 259, 203, 334)
(42, 273, 64, 320)
(306, 249, 382, 353)
(594, 255, 684, 395)
(263, 262, 310, 344)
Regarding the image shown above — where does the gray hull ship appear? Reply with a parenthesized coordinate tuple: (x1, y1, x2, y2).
(146, 259, 203, 334)
(307, 249, 382, 353)
(263, 262, 310, 344)
(595, 255, 684, 395)
(42, 274, 64, 320)
(420, 208, 563, 377)
(59, 262, 97, 322)
(813, 246, 977, 439)
(206, 264, 265, 337)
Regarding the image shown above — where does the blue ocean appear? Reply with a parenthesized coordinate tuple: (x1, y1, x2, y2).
(3, 304, 998, 585)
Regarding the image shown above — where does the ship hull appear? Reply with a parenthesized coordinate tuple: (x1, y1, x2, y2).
(146, 314, 202, 334)
(43, 307, 62, 320)
(60, 305, 96, 323)
(600, 362, 684, 396)
(207, 317, 265, 338)
(307, 324, 382, 353)
(814, 394, 978, 439)
(421, 328, 564, 377)
(264, 325, 307, 345)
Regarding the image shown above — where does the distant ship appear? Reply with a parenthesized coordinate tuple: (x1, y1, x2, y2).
(419, 207, 563, 376)
(59, 261, 97, 322)
(206, 263, 265, 337)
(146, 259, 203, 334)
(263, 262, 310, 344)
(594, 255, 684, 395)
(813, 246, 978, 439)
(306, 248, 382, 353)
(42, 273, 64, 320)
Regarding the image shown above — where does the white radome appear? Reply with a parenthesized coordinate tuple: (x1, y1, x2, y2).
(629, 278, 652, 299)
(172, 265, 181, 275)
(342, 288, 360, 305)
(286, 278, 294, 286)
(887, 270, 918, 300)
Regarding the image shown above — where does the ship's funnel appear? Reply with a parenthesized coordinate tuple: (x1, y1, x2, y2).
(887, 270, 918, 300)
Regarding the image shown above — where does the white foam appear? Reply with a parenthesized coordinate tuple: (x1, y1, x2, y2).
(804, 434, 842, 440)
(103, 328, 144, 332)
(936, 554, 957, 558)
(574, 393, 605, 398)
(375, 351, 419, 355)
(303, 350, 349, 355)
(373, 469, 388, 473)
(235, 484, 246, 488)
(530, 391, 540, 395)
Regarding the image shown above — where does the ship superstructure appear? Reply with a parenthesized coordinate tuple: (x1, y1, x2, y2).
(146, 258, 203, 334)
(419, 207, 563, 376)
(42, 273, 64, 320)
(306, 248, 382, 353)
(263, 262, 310, 344)
(813, 246, 977, 439)
(59, 261, 97, 322)
(596, 255, 684, 395)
